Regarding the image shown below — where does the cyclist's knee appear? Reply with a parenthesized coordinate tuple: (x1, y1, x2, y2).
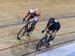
(50, 33, 56, 41)
(32, 20, 38, 25)
(48, 35, 55, 42)
(31, 21, 37, 29)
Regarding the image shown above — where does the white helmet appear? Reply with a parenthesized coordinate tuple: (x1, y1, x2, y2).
(29, 9, 35, 13)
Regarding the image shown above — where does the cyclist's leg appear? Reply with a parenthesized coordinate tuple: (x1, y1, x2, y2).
(46, 25, 53, 43)
(44, 29, 51, 45)
(48, 23, 61, 44)
(46, 31, 55, 45)
(30, 16, 38, 32)
(27, 16, 38, 36)
(28, 20, 38, 34)
(51, 23, 61, 40)
(43, 29, 52, 47)
(26, 20, 38, 36)
(45, 25, 56, 45)
(50, 30, 56, 41)
(31, 20, 38, 31)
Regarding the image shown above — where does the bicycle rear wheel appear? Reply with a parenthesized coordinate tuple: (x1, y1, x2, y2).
(17, 26, 27, 40)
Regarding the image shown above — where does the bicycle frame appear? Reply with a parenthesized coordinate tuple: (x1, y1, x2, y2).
(36, 30, 52, 51)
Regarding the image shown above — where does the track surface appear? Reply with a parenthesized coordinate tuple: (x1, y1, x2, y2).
(0, 0, 75, 56)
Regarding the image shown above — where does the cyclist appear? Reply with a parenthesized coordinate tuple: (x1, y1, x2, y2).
(42, 17, 61, 45)
(23, 8, 40, 36)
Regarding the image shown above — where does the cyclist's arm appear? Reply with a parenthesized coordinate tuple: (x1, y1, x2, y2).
(23, 13, 31, 22)
(44, 22, 52, 30)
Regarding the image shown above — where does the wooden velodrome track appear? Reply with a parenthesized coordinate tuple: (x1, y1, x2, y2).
(0, 0, 75, 56)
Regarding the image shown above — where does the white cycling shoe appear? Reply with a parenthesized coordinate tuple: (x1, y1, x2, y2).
(49, 41, 53, 45)
(27, 32, 32, 37)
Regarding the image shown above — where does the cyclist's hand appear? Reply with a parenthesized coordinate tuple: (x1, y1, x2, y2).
(42, 29, 45, 33)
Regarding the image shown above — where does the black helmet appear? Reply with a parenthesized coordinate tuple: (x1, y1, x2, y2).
(49, 17, 55, 23)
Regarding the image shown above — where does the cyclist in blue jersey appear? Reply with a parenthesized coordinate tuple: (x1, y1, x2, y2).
(42, 17, 61, 45)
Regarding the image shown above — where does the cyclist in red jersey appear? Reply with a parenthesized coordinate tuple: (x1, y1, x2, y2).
(23, 8, 40, 36)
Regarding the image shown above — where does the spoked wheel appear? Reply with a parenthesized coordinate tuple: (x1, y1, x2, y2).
(36, 40, 44, 51)
(36, 36, 47, 51)
(36, 34, 51, 51)
(17, 25, 27, 40)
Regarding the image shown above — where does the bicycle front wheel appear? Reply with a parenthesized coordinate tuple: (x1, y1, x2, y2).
(17, 26, 27, 40)
(36, 40, 43, 51)
(36, 36, 47, 51)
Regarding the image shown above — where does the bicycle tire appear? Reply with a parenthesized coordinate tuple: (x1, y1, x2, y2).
(36, 36, 47, 51)
(17, 25, 27, 40)
(36, 40, 43, 51)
